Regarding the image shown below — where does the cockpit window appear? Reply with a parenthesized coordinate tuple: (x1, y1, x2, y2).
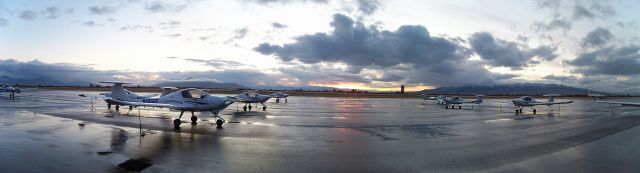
(181, 89, 209, 99)
(523, 97, 532, 101)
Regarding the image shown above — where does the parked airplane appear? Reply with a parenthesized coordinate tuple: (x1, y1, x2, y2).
(442, 95, 484, 109)
(270, 92, 289, 103)
(421, 94, 446, 104)
(597, 97, 640, 116)
(84, 81, 236, 128)
(1, 84, 21, 99)
(587, 91, 606, 99)
(237, 91, 271, 111)
(511, 94, 573, 114)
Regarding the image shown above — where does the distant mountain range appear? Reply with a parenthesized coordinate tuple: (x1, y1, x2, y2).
(418, 83, 609, 96)
(0, 75, 88, 86)
(153, 81, 246, 89)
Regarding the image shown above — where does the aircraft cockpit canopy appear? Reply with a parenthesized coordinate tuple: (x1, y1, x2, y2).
(181, 89, 209, 99)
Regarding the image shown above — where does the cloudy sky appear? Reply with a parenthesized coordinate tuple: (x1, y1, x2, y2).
(0, 0, 639, 93)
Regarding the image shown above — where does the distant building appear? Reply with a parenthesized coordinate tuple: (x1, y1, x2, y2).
(400, 85, 405, 94)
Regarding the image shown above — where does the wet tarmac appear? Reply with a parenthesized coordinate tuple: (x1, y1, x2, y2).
(2, 90, 640, 172)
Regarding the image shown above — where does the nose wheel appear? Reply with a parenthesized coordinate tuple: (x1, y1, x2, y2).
(212, 111, 225, 127)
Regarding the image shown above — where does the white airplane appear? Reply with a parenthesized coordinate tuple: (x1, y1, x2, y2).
(421, 94, 446, 104)
(587, 91, 606, 99)
(1, 84, 21, 99)
(237, 91, 271, 111)
(270, 92, 289, 103)
(442, 95, 484, 109)
(84, 81, 237, 128)
(511, 94, 573, 114)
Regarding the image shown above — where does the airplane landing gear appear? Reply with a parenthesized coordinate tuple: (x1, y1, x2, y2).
(173, 119, 181, 127)
(515, 109, 519, 114)
(458, 106, 462, 109)
(285, 98, 287, 103)
(263, 106, 267, 111)
(276, 98, 279, 103)
(533, 109, 537, 114)
(107, 104, 111, 109)
(248, 105, 252, 111)
(212, 111, 225, 127)
(129, 106, 133, 110)
(190, 111, 197, 125)
(115, 105, 120, 111)
(243, 105, 247, 111)
(174, 111, 185, 128)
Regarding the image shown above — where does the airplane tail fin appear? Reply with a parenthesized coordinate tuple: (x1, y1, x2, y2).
(475, 95, 485, 104)
(543, 94, 560, 102)
(101, 81, 131, 100)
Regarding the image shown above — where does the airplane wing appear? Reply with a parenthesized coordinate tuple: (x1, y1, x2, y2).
(598, 101, 640, 107)
(107, 99, 183, 109)
(530, 101, 574, 106)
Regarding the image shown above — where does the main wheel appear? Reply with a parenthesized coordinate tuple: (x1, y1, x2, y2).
(173, 119, 181, 127)
(129, 106, 133, 110)
(458, 106, 462, 109)
(243, 105, 247, 111)
(519, 109, 523, 113)
(445, 106, 449, 109)
(248, 105, 252, 110)
(115, 105, 120, 111)
(216, 119, 225, 127)
(191, 116, 198, 124)
(263, 106, 267, 111)
(107, 104, 111, 109)
(515, 110, 519, 114)
(533, 109, 537, 114)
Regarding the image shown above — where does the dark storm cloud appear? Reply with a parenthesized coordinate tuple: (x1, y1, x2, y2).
(145, 1, 188, 13)
(0, 59, 116, 85)
(543, 75, 577, 82)
(469, 32, 558, 69)
(255, 13, 470, 73)
(89, 6, 116, 15)
(581, 27, 612, 48)
(0, 59, 279, 87)
(356, 0, 380, 15)
(271, 22, 287, 29)
(566, 45, 640, 75)
(254, 13, 508, 87)
(572, 2, 615, 20)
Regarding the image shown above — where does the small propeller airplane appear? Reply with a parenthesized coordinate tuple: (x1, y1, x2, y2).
(421, 94, 446, 104)
(511, 94, 573, 114)
(237, 91, 271, 111)
(442, 95, 484, 109)
(270, 92, 289, 103)
(82, 81, 237, 128)
(1, 84, 21, 99)
(596, 97, 640, 116)
(587, 91, 606, 99)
